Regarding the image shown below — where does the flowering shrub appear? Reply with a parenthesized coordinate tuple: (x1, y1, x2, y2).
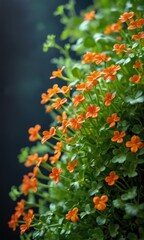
(9, 0, 144, 239)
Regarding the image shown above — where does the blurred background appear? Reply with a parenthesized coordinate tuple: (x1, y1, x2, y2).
(0, 0, 92, 239)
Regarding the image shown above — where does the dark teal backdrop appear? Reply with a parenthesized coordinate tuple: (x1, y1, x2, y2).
(0, 0, 92, 238)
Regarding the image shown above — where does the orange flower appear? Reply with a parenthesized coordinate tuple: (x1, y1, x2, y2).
(82, 52, 97, 64)
(116, 36, 122, 42)
(25, 153, 39, 167)
(41, 127, 56, 144)
(93, 195, 108, 211)
(41, 93, 50, 104)
(28, 166, 39, 178)
(106, 113, 120, 128)
(76, 82, 91, 92)
(47, 84, 61, 98)
(72, 94, 85, 107)
(126, 135, 143, 152)
(69, 116, 84, 130)
(128, 19, 144, 30)
(103, 92, 115, 106)
(54, 141, 63, 154)
(21, 175, 37, 195)
(86, 71, 102, 87)
(84, 10, 95, 21)
(15, 199, 25, 218)
(45, 105, 53, 112)
(133, 60, 143, 69)
(58, 119, 69, 134)
(50, 66, 65, 79)
(104, 25, 113, 35)
(8, 213, 19, 231)
(20, 209, 34, 234)
(36, 153, 49, 167)
(119, 12, 134, 23)
(49, 151, 61, 164)
(61, 85, 72, 95)
(57, 111, 67, 123)
(78, 113, 86, 120)
(129, 74, 141, 84)
(132, 32, 144, 40)
(95, 53, 111, 64)
(86, 105, 100, 118)
(113, 43, 126, 54)
(52, 97, 67, 109)
(111, 131, 126, 143)
(67, 160, 78, 172)
(66, 207, 79, 222)
(104, 22, 122, 34)
(28, 124, 41, 142)
(105, 171, 119, 186)
(103, 64, 121, 81)
(65, 136, 74, 143)
(8, 199, 26, 231)
(49, 167, 62, 184)
(111, 21, 122, 32)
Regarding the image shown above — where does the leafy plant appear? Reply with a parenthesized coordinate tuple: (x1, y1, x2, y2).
(8, 0, 144, 239)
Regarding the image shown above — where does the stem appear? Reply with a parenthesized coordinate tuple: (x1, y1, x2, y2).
(41, 162, 52, 171)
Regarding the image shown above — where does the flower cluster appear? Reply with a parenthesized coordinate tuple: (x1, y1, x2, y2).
(9, 1, 144, 239)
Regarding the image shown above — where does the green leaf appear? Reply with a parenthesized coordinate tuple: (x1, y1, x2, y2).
(118, 120, 130, 131)
(54, 5, 64, 16)
(31, 142, 49, 155)
(85, 204, 91, 213)
(94, 165, 106, 176)
(58, 217, 64, 225)
(43, 35, 56, 52)
(96, 215, 106, 225)
(92, 228, 104, 240)
(9, 186, 22, 201)
(128, 53, 135, 58)
(88, 182, 103, 196)
(121, 187, 137, 201)
(123, 57, 131, 65)
(112, 153, 127, 163)
(136, 90, 143, 98)
(64, 43, 70, 50)
(132, 42, 139, 49)
(113, 199, 124, 208)
(61, 29, 72, 40)
(125, 203, 139, 216)
(112, 149, 120, 155)
(138, 148, 144, 156)
(18, 147, 29, 163)
(79, 21, 89, 31)
(132, 124, 142, 134)
(94, 33, 115, 42)
(80, 211, 88, 219)
(33, 231, 40, 239)
(109, 224, 119, 237)
(125, 96, 144, 104)
(124, 161, 138, 177)
(127, 233, 138, 240)
(83, 36, 95, 48)
(119, 236, 126, 240)
(49, 203, 56, 212)
(72, 67, 81, 78)
(137, 5, 144, 11)
(116, 59, 124, 65)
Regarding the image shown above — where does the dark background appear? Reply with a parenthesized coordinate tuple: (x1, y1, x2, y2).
(0, 0, 92, 239)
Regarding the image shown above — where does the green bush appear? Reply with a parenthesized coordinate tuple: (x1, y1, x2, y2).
(9, 0, 144, 239)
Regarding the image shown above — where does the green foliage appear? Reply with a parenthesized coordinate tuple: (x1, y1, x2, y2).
(9, 186, 22, 201)
(18, 147, 29, 163)
(8, 0, 144, 239)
